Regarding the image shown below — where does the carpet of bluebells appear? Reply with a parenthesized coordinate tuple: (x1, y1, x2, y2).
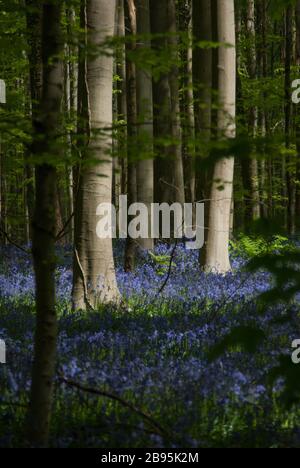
(1, 242, 300, 447)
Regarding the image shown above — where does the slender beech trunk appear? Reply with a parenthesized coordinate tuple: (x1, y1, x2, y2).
(65, 7, 77, 243)
(27, 2, 64, 447)
(167, 0, 185, 206)
(116, 0, 127, 196)
(151, 0, 185, 206)
(204, 0, 236, 273)
(72, 0, 120, 309)
(136, 0, 154, 250)
(25, 0, 42, 239)
(257, 0, 272, 219)
(180, 0, 195, 206)
(245, 0, 260, 222)
(124, 0, 138, 271)
(26, 0, 64, 242)
(256, 0, 269, 219)
(296, 1, 300, 224)
(285, 5, 296, 234)
(193, 0, 213, 266)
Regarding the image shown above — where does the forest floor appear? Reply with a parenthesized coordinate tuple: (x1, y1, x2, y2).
(0, 242, 300, 448)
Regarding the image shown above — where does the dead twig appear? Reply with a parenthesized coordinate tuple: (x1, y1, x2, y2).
(55, 212, 74, 242)
(0, 225, 30, 255)
(58, 372, 169, 438)
(155, 239, 179, 297)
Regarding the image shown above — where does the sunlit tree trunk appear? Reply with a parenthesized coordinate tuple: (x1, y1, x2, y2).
(72, 0, 120, 309)
(204, 0, 236, 273)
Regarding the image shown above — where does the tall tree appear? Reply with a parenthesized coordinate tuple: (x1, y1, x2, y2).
(180, 0, 195, 206)
(167, 0, 185, 206)
(285, 4, 296, 234)
(193, 0, 213, 266)
(24, 0, 42, 238)
(27, 1, 64, 446)
(204, 0, 236, 273)
(25, 0, 64, 242)
(135, 0, 154, 251)
(242, 0, 261, 223)
(124, 0, 138, 271)
(256, 0, 270, 219)
(116, 0, 127, 197)
(72, 0, 120, 309)
(295, 0, 300, 224)
(151, 0, 185, 207)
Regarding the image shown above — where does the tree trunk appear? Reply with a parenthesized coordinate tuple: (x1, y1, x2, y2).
(124, 0, 138, 271)
(193, 0, 213, 266)
(25, 0, 42, 240)
(167, 0, 185, 206)
(65, 7, 77, 243)
(116, 0, 127, 197)
(72, 0, 120, 309)
(135, 0, 154, 251)
(295, 1, 300, 225)
(151, 0, 185, 207)
(27, 2, 64, 447)
(180, 0, 195, 206)
(245, 0, 260, 223)
(204, 0, 236, 273)
(285, 5, 296, 235)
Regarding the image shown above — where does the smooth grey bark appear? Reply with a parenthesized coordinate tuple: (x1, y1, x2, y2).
(27, 2, 64, 447)
(136, 0, 154, 250)
(180, 0, 195, 206)
(204, 0, 236, 273)
(72, 0, 120, 309)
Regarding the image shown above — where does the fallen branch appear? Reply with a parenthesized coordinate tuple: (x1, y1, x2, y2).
(0, 225, 30, 255)
(58, 372, 169, 438)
